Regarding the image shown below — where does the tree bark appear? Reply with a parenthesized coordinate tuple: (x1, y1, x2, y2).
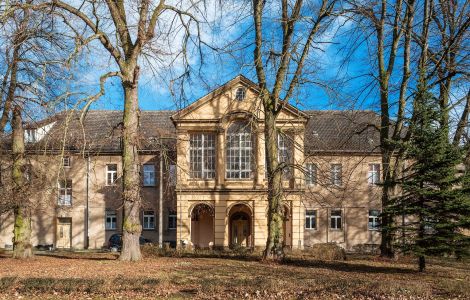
(263, 103, 284, 261)
(11, 105, 33, 259)
(119, 66, 143, 262)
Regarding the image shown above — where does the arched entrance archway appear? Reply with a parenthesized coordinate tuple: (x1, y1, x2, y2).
(228, 204, 252, 248)
(190, 203, 214, 249)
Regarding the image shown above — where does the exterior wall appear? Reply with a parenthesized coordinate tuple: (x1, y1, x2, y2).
(0, 153, 177, 250)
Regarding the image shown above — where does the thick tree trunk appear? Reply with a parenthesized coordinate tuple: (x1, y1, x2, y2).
(380, 151, 395, 258)
(11, 105, 33, 259)
(119, 66, 143, 262)
(263, 106, 284, 261)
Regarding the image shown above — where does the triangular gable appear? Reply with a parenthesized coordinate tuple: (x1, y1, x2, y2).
(171, 75, 308, 122)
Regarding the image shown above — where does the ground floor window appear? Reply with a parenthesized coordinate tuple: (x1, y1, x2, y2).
(368, 210, 380, 230)
(143, 211, 155, 230)
(305, 210, 317, 229)
(168, 211, 176, 230)
(330, 209, 342, 230)
(105, 211, 117, 230)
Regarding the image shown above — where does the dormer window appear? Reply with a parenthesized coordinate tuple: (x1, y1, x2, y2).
(235, 87, 246, 101)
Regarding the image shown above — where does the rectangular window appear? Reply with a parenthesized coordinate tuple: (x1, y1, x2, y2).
(58, 180, 72, 206)
(278, 133, 293, 179)
(330, 209, 342, 230)
(368, 164, 380, 185)
(305, 163, 317, 186)
(62, 156, 71, 167)
(168, 211, 177, 230)
(190, 133, 216, 179)
(368, 210, 380, 230)
(331, 164, 342, 186)
(169, 164, 177, 186)
(305, 210, 317, 229)
(143, 211, 155, 230)
(106, 164, 117, 185)
(143, 164, 156, 186)
(105, 211, 117, 230)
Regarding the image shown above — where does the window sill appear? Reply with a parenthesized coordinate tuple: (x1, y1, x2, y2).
(330, 229, 343, 231)
(105, 228, 117, 231)
(142, 228, 156, 231)
(305, 228, 317, 231)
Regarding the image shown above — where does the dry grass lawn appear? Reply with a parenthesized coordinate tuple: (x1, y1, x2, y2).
(0, 251, 468, 299)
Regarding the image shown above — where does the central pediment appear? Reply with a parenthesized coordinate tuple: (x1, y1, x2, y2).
(171, 75, 308, 124)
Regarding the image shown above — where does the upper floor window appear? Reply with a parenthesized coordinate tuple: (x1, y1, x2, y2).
(330, 209, 342, 230)
(25, 129, 37, 143)
(331, 164, 342, 186)
(105, 210, 117, 230)
(143, 211, 155, 230)
(235, 87, 246, 101)
(62, 156, 71, 168)
(368, 209, 380, 230)
(58, 180, 72, 206)
(106, 164, 117, 185)
(278, 133, 293, 178)
(305, 163, 317, 186)
(169, 164, 177, 186)
(190, 133, 215, 179)
(143, 164, 156, 186)
(226, 121, 253, 179)
(368, 164, 380, 185)
(305, 210, 317, 229)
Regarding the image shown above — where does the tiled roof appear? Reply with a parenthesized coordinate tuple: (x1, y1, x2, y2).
(1, 110, 382, 154)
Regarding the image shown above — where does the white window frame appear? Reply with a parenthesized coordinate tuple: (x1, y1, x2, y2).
(226, 122, 252, 179)
(190, 133, 216, 179)
(143, 211, 155, 230)
(62, 156, 71, 168)
(305, 163, 317, 186)
(368, 209, 380, 230)
(305, 210, 317, 230)
(278, 133, 292, 179)
(368, 164, 380, 185)
(143, 164, 156, 186)
(106, 164, 118, 186)
(235, 87, 246, 101)
(330, 209, 342, 230)
(168, 211, 177, 230)
(105, 210, 117, 230)
(58, 180, 72, 206)
(331, 164, 342, 186)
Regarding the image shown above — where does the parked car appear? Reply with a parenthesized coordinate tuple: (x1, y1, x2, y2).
(108, 234, 152, 251)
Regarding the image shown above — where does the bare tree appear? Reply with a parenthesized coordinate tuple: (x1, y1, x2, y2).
(10, 0, 206, 261)
(250, 0, 339, 260)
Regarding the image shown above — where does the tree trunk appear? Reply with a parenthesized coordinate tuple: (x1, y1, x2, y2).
(11, 105, 33, 259)
(119, 66, 143, 262)
(263, 105, 284, 261)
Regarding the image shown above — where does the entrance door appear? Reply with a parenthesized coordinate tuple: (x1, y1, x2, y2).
(56, 218, 71, 248)
(231, 214, 249, 246)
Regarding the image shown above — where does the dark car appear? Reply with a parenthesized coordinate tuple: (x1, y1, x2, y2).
(108, 233, 152, 251)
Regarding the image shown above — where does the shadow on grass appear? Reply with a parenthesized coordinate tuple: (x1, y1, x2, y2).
(34, 251, 118, 261)
(283, 257, 416, 274)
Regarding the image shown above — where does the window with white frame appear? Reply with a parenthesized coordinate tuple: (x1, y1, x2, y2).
(278, 133, 292, 178)
(58, 180, 72, 206)
(143, 164, 156, 186)
(106, 164, 117, 185)
(330, 209, 342, 230)
(226, 122, 252, 179)
(305, 163, 317, 186)
(368, 209, 380, 230)
(143, 211, 155, 230)
(169, 164, 177, 186)
(331, 164, 342, 186)
(190, 133, 216, 179)
(235, 87, 246, 101)
(105, 210, 117, 230)
(62, 156, 71, 167)
(368, 164, 380, 185)
(168, 211, 177, 230)
(305, 210, 317, 229)
(25, 129, 37, 143)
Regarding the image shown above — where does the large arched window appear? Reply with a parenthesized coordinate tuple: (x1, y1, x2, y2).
(226, 121, 253, 179)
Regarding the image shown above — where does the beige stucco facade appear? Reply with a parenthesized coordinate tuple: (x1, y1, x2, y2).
(0, 75, 384, 252)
